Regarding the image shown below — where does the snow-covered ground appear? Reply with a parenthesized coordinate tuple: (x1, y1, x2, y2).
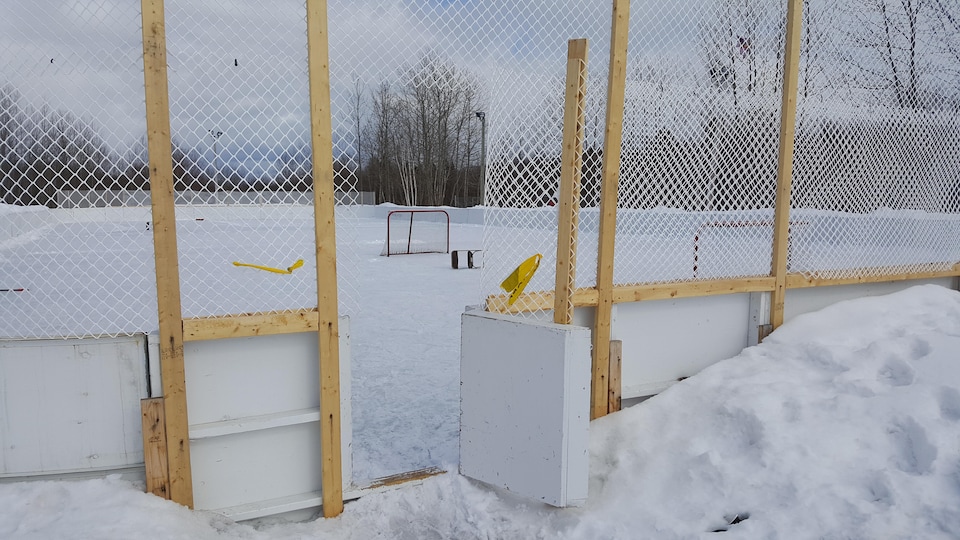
(3, 254, 960, 537)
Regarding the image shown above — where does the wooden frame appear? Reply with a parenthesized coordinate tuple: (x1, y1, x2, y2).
(306, 0, 345, 518)
(182, 310, 320, 342)
(554, 39, 589, 326)
(140, 0, 345, 518)
(591, 0, 630, 420)
(770, 0, 804, 330)
(488, 269, 960, 316)
(141, 0, 192, 508)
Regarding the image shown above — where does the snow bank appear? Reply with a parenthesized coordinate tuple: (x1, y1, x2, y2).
(0, 204, 56, 248)
(3, 284, 960, 539)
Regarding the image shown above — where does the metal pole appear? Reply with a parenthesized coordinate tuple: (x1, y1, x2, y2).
(475, 111, 486, 206)
(208, 129, 222, 186)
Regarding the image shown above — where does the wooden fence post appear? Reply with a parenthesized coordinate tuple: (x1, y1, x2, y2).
(554, 39, 589, 326)
(306, 0, 344, 518)
(770, 0, 804, 331)
(141, 0, 193, 508)
(141, 398, 170, 499)
(592, 0, 630, 419)
(608, 340, 622, 413)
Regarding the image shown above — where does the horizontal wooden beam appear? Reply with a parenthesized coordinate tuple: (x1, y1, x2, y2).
(487, 288, 599, 314)
(486, 266, 959, 316)
(611, 277, 777, 303)
(487, 277, 777, 314)
(182, 309, 319, 342)
(784, 265, 960, 289)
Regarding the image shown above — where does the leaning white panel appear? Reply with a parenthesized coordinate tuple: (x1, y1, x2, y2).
(460, 310, 590, 507)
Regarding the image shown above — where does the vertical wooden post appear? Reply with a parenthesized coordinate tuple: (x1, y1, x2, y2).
(554, 39, 589, 325)
(141, 397, 170, 499)
(592, 0, 630, 420)
(770, 0, 804, 331)
(141, 0, 193, 508)
(306, 0, 344, 518)
(608, 340, 622, 414)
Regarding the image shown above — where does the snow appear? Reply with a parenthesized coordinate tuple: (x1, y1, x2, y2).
(3, 245, 960, 540)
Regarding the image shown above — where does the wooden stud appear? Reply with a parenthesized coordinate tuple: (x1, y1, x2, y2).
(306, 0, 344, 518)
(141, 398, 170, 499)
(554, 39, 589, 326)
(182, 309, 320, 342)
(592, 0, 630, 420)
(608, 340, 622, 414)
(770, 0, 804, 330)
(141, 0, 193, 508)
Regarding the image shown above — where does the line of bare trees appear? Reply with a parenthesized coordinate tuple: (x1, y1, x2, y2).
(353, 54, 486, 207)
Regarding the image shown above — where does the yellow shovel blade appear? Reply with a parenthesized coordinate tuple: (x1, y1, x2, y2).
(500, 253, 542, 305)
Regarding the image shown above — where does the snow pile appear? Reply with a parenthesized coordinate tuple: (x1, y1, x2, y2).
(3, 284, 960, 539)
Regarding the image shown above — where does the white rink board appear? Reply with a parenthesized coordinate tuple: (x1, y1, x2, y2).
(460, 310, 590, 508)
(0, 336, 147, 478)
(181, 319, 352, 520)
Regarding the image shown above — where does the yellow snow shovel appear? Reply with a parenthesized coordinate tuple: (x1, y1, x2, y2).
(233, 258, 304, 274)
(500, 253, 542, 306)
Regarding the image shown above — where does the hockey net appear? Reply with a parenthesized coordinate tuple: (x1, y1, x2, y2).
(380, 209, 450, 256)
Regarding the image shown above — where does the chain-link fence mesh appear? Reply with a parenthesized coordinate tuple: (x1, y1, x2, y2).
(790, 0, 960, 279)
(0, 0, 360, 340)
(165, 0, 359, 320)
(0, 1, 152, 339)
(476, 0, 959, 310)
(2, 0, 959, 338)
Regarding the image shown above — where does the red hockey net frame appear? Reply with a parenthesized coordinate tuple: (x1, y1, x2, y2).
(383, 209, 451, 257)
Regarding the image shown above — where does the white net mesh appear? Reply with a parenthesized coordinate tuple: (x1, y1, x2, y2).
(166, 0, 359, 319)
(380, 209, 450, 256)
(0, 1, 152, 339)
(790, 0, 960, 279)
(0, 0, 360, 340)
(2, 0, 959, 338)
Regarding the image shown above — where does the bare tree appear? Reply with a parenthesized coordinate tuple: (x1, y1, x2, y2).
(839, 0, 957, 109)
(364, 54, 485, 206)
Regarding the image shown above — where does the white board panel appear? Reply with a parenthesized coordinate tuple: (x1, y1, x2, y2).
(614, 294, 751, 398)
(784, 278, 955, 322)
(183, 317, 352, 518)
(184, 333, 320, 424)
(0, 336, 147, 476)
(460, 311, 590, 507)
(191, 422, 322, 511)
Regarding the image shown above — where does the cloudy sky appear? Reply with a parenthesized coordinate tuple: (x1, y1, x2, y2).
(0, 0, 716, 173)
(7, 0, 946, 179)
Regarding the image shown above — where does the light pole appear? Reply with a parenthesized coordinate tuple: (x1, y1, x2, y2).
(475, 111, 486, 206)
(208, 129, 223, 187)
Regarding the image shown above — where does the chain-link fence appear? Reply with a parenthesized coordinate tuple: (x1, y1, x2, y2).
(2, 0, 959, 337)
(790, 0, 960, 280)
(0, 0, 360, 340)
(0, 1, 152, 339)
(471, 0, 959, 311)
(164, 0, 358, 320)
